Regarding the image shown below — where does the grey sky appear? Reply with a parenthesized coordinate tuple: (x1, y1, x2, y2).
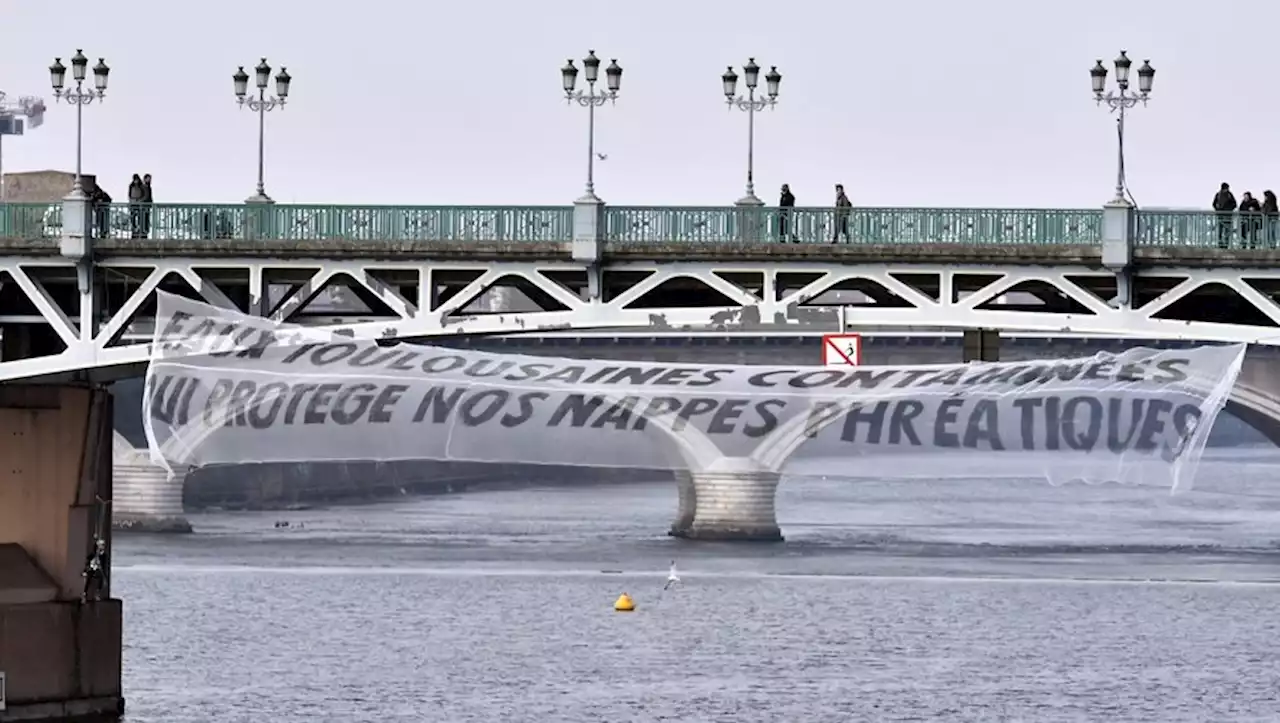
(0, 0, 1267, 208)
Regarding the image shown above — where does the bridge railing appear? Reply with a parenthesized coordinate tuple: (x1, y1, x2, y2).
(604, 206, 1103, 245)
(0, 203, 575, 243)
(1136, 209, 1280, 249)
(0, 203, 50, 240)
(13, 202, 1275, 248)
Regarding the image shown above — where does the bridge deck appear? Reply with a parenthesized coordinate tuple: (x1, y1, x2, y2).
(4, 202, 1280, 385)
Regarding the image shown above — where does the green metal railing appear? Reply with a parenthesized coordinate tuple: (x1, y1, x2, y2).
(0, 203, 575, 243)
(603, 206, 1102, 245)
(1135, 210, 1280, 249)
(0, 203, 50, 240)
(6, 201, 1269, 248)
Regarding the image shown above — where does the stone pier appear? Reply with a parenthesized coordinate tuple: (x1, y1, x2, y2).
(669, 470, 697, 537)
(0, 385, 124, 722)
(668, 459, 783, 542)
(111, 433, 192, 533)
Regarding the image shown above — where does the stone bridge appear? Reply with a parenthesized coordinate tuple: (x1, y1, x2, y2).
(104, 335, 1278, 539)
(442, 335, 1280, 541)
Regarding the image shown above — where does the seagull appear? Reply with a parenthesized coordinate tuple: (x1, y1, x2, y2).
(663, 560, 681, 590)
(596, 153, 608, 161)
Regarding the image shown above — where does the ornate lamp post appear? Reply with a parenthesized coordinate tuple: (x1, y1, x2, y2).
(561, 50, 622, 202)
(49, 50, 110, 199)
(234, 59, 292, 203)
(1091, 51, 1155, 205)
(722, 59, 781, 206)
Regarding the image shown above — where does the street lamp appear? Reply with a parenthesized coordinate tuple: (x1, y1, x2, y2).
(234, 59, 292, 203)
(49, 50, 110, 198)
(561, 50, 622, 202)
(1091, 51, 1154, 204)
(722, 59, 781, 206)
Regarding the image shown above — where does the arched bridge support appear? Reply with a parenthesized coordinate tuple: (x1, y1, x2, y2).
(669, 459, 783, 543)
(0, 385, 124, 721)
(112, 433, 192, 534)
(668, 470, 697, 537)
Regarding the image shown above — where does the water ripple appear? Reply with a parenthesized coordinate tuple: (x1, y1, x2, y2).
(116, 458, 1280, 721)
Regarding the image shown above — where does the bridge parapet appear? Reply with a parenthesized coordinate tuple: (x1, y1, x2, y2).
(0, 202, 1112, 247)
(5, 191, 1280, 388)
(1136, 209, 1280, 249)
(2, 201, 1273, 250)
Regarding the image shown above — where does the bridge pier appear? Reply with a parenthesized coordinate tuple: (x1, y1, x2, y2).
(112, 434, 192, 534)
(0, 385, 124, 722)
(669, 459, 783, 542)
(668, 470, 697, 537)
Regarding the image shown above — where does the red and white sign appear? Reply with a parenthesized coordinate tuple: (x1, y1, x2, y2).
(822, 333, 862, 366)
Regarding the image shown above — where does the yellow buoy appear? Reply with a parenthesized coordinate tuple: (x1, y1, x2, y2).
(614, 592, 636, 612)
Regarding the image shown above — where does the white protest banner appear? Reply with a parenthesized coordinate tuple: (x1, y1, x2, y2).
(144, 292, 1245, 492)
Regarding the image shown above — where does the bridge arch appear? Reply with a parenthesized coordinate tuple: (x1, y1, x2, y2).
(129, 317, 1280, 544)
(1221, 383, 1280, 446)
(139, 356, 1280, 544)
(142, 375, 757, 537)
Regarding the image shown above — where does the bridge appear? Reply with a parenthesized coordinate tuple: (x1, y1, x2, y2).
(2, 196, 1280, 720)
(2, 200, 1280, 381)
(4, 197, 1280, 522)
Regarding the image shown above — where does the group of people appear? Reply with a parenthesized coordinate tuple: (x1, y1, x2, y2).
(127, 173, 155, 238)
(87, 173, 155, 238)
(1211, 182, 1278, 248)
(775, 183, 854, 243)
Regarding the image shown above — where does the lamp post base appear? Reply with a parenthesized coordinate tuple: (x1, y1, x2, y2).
(244, 192, 274, 204)
(63, 186, 91, 201)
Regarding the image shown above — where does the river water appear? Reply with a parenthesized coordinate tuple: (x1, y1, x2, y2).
(114, 449, 1280, 722)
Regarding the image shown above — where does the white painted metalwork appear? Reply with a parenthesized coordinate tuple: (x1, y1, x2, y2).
(5, 256, 1280, 382)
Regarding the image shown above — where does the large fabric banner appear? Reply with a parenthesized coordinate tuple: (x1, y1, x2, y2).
(144, 292, 1245, 491)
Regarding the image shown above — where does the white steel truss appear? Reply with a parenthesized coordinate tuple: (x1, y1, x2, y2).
(4, 256, 1280, 382)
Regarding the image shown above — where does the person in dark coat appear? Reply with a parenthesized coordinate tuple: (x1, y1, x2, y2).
(141, 173, 154, 237)
(127, 174, 145, 238)
(832, 183, 852, 243)
(1262, 190, 1277, 248)
(1212, 182, 1237, 248)
(91, 185, 113, 239)
(1239, 191, 1262, 247)
(778, 184, 796, 242)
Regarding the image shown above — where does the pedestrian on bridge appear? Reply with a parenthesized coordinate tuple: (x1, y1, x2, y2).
(128, 174, 146, 238)
(1263, 190, 1277, 248)
(833, 183, 852, 244)
(1213, 182, 1237, 248)
(778, 184, 795, 242)
(142, 173, 154, 237)
(91, 184, 112, 240)
(1240, 191, 1262, 247)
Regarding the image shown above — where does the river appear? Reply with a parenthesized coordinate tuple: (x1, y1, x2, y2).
(114, 448, 1280, 722)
